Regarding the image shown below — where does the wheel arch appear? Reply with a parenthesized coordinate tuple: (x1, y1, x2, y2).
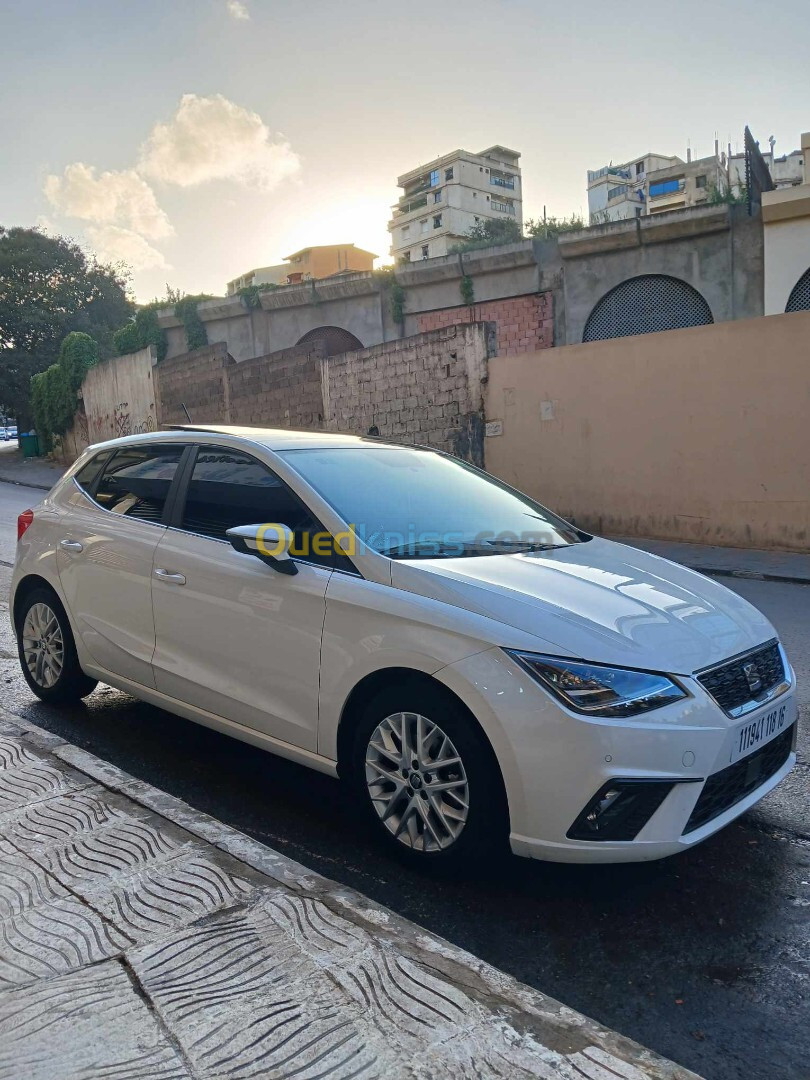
(11, 574, 64, 632)
(335, 665, 510, 828)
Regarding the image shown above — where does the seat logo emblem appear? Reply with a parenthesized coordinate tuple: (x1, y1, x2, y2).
(743, 661, 763, 694)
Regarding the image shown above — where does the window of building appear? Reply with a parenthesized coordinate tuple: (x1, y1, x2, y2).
(696, 174, 707, 189)
(430, 169, 440, 187)
(607, 184, 628, 200)
(420, 218, 429, 234)
(401, 225, 410, 238)
(421, 245, 429, 259)
(444, 167, 454, 181)
(635, 162, 644, 176)
(95, 445, 185, 522)
(433, 191, 442, 203)
(433, 214, 442, 228)
(179, 447, 346, 570)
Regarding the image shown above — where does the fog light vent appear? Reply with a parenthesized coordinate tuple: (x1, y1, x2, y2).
(567, 780, 675, 841)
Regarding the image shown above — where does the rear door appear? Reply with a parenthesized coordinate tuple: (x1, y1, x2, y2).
(150, 444, 341, 750)
(56, 442, 187, 686)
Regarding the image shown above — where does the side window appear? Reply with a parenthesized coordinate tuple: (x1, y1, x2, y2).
(95, 444, 184, 522)
(74, 449, 114, 496)
(180, 447, 350, 570)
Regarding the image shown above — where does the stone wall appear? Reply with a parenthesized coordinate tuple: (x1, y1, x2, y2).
(417, 294, 553, 357)
(155, 341, 325, 429)
(321, 323, 494, 465)
(154, 343, 235, 427)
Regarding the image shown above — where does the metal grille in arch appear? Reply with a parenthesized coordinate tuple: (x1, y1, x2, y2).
(785, 268, 810, 313)
(582, 275, 714, 343)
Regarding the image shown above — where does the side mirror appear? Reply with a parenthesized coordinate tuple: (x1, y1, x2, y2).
(225, 523, 299, 575)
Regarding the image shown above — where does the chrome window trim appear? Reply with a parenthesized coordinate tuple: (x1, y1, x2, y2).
(162, 524, 362, 578)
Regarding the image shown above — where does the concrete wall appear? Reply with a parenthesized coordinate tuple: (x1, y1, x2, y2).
(558, 204, 764, 344)
(483, 311, 810, 551)
(82, 346, 158, 442)
(762, 184, 810, 314)
(155, 207, 764, 361)
(322, 323, 493, 465)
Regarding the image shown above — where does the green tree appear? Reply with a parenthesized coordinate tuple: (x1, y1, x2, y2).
(0, 226, 132, 425)
(524, 214, 585, 237)
(450, 217, 523, 252)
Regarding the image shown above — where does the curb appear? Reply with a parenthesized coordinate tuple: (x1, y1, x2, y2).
(691, 565, 810, 587)
(0, 474, 55, 491)
(0, 704, 700, 1080)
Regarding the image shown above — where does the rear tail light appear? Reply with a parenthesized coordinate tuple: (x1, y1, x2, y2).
(17, 509, 34, 541)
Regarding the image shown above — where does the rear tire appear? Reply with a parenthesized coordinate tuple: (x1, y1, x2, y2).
(350, 680, 508, 870)
(17, 587, 98, 704)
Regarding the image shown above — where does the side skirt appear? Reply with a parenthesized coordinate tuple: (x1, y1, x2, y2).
(80, 664, 340, 778)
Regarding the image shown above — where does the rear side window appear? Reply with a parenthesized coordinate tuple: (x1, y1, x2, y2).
(95, 444, 184, 522)
(74, 450, 114, 495)
(180, 447, 349, 570)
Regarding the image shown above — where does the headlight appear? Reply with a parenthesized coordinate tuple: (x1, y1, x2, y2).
(506, 651, 687, 718)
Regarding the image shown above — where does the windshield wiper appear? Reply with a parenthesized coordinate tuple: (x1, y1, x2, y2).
(379, 540, 463, 559)
(481, 539, 569, 552)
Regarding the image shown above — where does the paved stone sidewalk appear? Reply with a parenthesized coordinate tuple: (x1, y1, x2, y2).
(0, 707, 699, 1080)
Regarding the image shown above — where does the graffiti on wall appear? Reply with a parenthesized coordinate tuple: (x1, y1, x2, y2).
(113, 403, 155, 438)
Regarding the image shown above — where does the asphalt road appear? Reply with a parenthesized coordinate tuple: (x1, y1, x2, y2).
(1, 480, 807, 1080)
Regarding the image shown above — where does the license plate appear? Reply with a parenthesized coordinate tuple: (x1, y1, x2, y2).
(730, 698, 794, 764)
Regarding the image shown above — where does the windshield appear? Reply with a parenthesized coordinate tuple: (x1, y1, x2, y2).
(278, 446, 584, 558)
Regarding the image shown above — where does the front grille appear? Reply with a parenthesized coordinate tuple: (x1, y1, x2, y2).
(697, 640, 784, 715)
(684, 724, 794, 833)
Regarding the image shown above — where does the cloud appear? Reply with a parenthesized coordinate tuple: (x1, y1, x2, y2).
(139, 94, 300, 191)
(226, 0, 250, 19)
(43, 164, 173, 240)
(86, 225, 169, 271)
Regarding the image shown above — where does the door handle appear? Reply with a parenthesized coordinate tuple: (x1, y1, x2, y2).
(154, 568, 186, 585)
(59, 539, 84, 552)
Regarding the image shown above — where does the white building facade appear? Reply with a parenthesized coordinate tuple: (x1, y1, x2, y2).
(388, 146, 522, 262)
(587, 153, 681, 223)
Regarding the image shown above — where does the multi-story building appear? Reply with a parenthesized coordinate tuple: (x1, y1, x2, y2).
(388, 146, 522, 263)
(728, 140, 805, 194)
(587, 153, 681, 223)
(644, 151, 729, 215)
(227, 244, 377, 295)
(589, 136, 806, 225)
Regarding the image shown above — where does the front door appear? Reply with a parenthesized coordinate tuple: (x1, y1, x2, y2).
(150, 445, 334, 750)
(56, 443, 186, 686)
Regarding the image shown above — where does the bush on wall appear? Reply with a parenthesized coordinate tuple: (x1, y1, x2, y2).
(174, 295, 210, 352)
(30, 331, 99, 452)
(114, 301, 168, 362)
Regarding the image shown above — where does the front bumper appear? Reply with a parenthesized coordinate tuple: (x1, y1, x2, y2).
(437, 647, 797, 864)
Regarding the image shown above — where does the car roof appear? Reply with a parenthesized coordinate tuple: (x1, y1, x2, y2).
(83, 425, 403, 453)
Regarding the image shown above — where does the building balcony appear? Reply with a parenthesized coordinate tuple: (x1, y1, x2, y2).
(491, 199, 516, 214)
(391, 195, 429, 219)
(649, 178, 686, 199)
(490, 175, 516, 189)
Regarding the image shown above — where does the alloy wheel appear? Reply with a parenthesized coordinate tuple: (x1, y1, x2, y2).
(22, 603, 65, 689)
(365, 711, 469, 852)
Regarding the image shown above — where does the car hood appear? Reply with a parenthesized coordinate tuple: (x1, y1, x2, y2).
(391, 537, 775, 674)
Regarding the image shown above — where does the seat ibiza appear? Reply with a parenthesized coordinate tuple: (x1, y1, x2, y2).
(11, 426, 797, 867)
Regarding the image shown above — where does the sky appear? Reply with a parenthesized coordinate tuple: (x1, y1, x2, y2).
(2, 0, 808, 303)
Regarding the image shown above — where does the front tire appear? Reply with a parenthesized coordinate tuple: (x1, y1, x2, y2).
(350, 681, 507, 869)
(17, 588, 98, 704)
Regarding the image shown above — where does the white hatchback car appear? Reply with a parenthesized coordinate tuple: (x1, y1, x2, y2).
(11, 427, 797, 867)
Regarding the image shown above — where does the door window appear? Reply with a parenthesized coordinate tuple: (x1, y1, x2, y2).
(94, 444, 185, 522)
(179, 447, 351, 570)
